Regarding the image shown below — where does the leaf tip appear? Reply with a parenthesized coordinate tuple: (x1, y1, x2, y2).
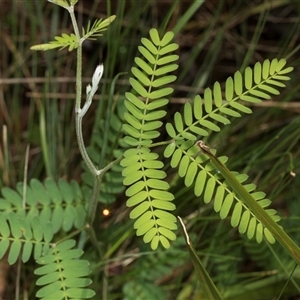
(178, 216, 190, 245)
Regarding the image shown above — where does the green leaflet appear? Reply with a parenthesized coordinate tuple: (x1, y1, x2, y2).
(122, 28, 179, 250)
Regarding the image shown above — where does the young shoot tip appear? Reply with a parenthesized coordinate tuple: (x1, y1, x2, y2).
(92, 64, 104, 88)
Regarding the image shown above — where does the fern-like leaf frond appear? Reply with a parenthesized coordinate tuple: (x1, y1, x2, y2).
(0, 212, 53, 264)
(31, 33, 79, 51)
(121, 148, 177, 250)
(82, 15, 116, 41)
(0, 179, 87, 234)
(31, 15, 115, 51)
(164, 140, 280, 244)
(166, 58, 293, 141)
(35, 239, 95, 299)
(122, 29, 179, 250)
(163, 58, 292, 244)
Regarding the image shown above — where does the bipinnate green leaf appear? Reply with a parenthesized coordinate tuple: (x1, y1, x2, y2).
(122, 28, 179, 249)
(31, 33, 79, 51)
(82, 16, 116, 41)
(122, 148, 177, 250)
(165, 58, 293, 144)
(32, 14, 115, 51)
(160, 58, 294, 250)
(0, 213, 53, 264)
(165, 136, 286, 248)
(35, 239, 95, 299)
(0, 179, 87, 234)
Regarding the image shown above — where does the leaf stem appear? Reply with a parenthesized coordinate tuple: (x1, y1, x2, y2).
(68, 7, 101, 241)
(67, 6, 121, 255)
(68, 6, 98, 178)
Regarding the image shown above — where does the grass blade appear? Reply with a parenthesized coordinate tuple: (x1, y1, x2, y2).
(197, 141, 300, 266)
(178, 216, 223, 300)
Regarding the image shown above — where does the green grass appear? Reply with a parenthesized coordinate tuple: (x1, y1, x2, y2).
(1, 0, 300, 299)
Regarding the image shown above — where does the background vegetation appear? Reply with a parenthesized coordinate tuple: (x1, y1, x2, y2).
(0, 0, 300, 299)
